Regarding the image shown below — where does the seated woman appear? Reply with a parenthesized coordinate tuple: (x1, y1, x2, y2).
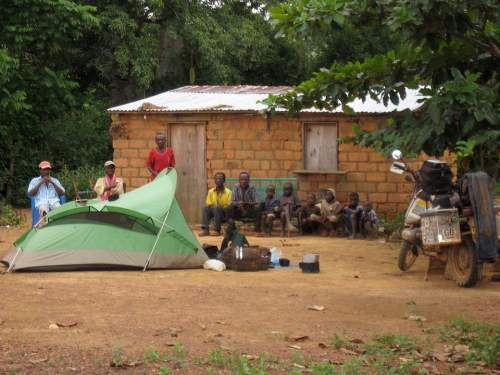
(94, 160, 124, 201)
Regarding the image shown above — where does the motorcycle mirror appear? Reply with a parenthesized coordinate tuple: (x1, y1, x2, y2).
(391, 150, 402, 160)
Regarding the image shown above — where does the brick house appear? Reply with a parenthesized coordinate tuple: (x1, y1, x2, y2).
(107, 85, 422, 222)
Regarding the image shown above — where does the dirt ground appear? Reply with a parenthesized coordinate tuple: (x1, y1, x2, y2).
(0, 213, 499, 374)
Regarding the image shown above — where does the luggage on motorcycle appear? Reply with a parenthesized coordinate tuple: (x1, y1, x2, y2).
(221, 246, 271, 271)
(419, 160, 452, 195)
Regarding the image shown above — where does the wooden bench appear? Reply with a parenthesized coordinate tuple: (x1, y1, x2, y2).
(225, 177, 298, 235)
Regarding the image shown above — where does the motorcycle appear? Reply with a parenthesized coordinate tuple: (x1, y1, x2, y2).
(389, 150, 498, 287)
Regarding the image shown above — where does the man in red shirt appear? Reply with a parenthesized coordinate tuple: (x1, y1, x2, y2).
(146, 132, 176, 180)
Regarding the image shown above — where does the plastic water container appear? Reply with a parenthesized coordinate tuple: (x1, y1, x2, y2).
(270, 247, 282, 265)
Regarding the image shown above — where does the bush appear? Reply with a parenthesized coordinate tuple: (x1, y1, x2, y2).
(58, 165, 102, 201)
(379, 212, 405, 239)
(0, 202, 24, 226)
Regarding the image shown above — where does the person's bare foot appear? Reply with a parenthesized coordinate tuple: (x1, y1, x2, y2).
(198, 229, 210, 236)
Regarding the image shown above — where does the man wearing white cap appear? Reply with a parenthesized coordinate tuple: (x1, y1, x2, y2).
(94, 160, 124, 201)
(28, 161, 65, 216)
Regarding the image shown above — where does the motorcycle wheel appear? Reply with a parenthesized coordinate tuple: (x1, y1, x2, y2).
(398, 240, 419, 271)
(447, 236, 482, 288)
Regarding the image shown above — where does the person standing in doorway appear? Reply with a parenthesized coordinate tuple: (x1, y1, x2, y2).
(146, 132, 176, 180)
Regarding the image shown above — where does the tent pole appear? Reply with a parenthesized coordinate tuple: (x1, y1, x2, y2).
(142, 211, 170, 272)
(7, 247, 22, 273)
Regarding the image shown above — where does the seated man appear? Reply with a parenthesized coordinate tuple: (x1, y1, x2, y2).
(277, 182, 300, 237)
(28, 161, 65, 217)
(226, 171, 262, 233)
(261, 185, 280, 237)
(344, 192, 363, 238)
(298, 192, 321, 234)
(317, 188, 343, 236)
(94, 160, 124, 201)
(199, 172, 232, 236)
(360, 201, 379, 239)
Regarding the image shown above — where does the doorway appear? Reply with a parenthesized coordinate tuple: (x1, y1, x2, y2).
(169, 123, 206, 223)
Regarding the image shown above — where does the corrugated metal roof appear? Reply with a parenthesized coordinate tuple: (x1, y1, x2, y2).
(107, 85, 423, 114)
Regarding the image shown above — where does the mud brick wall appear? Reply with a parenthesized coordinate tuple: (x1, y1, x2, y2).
(205, 116, 302, 187)
(296, 118, 412, 216)
(110, 113, 166, 189)
(110, 112, 442, 216)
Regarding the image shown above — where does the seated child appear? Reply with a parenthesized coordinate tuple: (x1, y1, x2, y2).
(317, 188, 343, 236)
(344, 192, 363, 238)
(298, 192, 321, 234)
(277, 182, 300, 237)
(260, 185, 280, 236)
(360, 201, 379, 238)
(220, 219, 250, 251)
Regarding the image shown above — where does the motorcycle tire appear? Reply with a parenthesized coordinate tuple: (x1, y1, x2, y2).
(447, 235, 482, 288)
(398, 240, 419, 271)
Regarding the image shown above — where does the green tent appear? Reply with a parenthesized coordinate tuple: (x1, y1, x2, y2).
(2, 169, 208, 271)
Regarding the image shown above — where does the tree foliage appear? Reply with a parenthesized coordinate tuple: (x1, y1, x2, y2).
(266, 0, 500, 178)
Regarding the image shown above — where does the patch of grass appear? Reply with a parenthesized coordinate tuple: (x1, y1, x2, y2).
(227, 352, 268, 375)
(339, 358, 362, 375)
(192, 356, 205, 366)
(158, 367, 169, 375)
(162, 342, 187, 368)
(206, 348, 228, 367)
(310, 361, 337, 374)
(330, 334, 356, 350)
(440, 316, 500, 368)
(364, 334, 419, 355)
(362, 335, 421, 375)
(144, 346, 161, 363)
(111, 345, 124, 368)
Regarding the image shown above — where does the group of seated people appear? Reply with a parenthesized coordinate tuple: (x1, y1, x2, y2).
(200, 171, 379, 238)
(29, 161, 378, 239)
(29, 160, 123, 217)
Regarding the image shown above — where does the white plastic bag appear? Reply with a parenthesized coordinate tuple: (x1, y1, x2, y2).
(203, 259, 226, 272)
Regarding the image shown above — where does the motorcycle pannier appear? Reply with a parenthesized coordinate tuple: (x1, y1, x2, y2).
(419, 160, 452, 195)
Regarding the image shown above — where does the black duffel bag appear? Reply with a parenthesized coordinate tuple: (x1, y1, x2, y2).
(419, 160, 452, 195)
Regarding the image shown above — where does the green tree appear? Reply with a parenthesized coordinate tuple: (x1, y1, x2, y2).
(0, 0, 100, 204)
(266, 0, 500, 178)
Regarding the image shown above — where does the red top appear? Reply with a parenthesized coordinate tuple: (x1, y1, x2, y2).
(146, 147, 176, 179)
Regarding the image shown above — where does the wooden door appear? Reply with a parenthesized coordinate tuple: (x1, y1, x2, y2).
(169, 123, 206, 223)
(304, 123, 338, 170)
